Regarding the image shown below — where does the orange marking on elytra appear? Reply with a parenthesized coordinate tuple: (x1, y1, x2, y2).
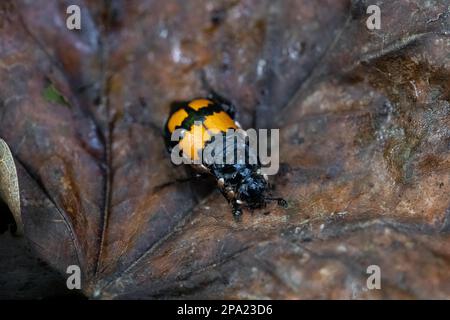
(188, 99, 213, 111)
(167, 108, 189, 133)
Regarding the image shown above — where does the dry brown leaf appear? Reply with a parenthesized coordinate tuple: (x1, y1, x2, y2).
(0, 0, 449, 299)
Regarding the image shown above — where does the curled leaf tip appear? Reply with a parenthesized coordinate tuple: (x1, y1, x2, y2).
(0, 138, 23, 235)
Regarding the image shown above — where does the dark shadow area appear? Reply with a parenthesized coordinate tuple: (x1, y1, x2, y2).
(0, 200, 85, 300)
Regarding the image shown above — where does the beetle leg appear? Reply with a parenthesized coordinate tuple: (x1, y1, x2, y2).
(217, 177, 225, 189)
(193, 164, 210, 174)
(231, 200, 242, 221)
(207, 90, 236, 119)
(223, 101, 236, 119)
(278, 198, 288, 208)
(226, 189, 235, 200)
(152, 174, 208, 192)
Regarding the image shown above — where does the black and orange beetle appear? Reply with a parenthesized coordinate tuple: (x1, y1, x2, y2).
(164, 91, 286, 219)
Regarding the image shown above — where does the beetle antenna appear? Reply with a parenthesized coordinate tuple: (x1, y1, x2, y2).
(265, 197, 288, 208)
(198, 69, 212, 92)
